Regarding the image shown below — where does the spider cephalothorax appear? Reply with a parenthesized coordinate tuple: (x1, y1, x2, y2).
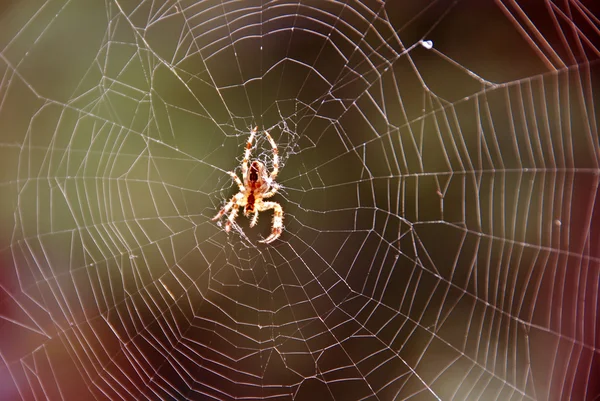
(212, 127, 283, 243)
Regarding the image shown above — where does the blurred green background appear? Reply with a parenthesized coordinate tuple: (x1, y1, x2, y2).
(0, 1, 599, 400)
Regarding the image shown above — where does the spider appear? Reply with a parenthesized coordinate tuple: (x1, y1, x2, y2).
(212, 127, 283, 243)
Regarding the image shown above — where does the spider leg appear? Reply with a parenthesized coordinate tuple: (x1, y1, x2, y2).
(229, 171, 244, 192)
(212, 195, 237, 221)
(249, 210, 259, 228)
(257, 201, 283, 244)
(261, 182, 280, 199)
(242, 126, 258, 182)
(264, 130, 279, 180)
(225, 203, 240, 233)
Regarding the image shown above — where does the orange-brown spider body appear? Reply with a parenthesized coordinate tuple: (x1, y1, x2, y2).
(244, 161, 261, 214)
(213, 127, 283, 243)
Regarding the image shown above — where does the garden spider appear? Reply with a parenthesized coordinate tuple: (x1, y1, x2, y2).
(212, 127, 283, 243)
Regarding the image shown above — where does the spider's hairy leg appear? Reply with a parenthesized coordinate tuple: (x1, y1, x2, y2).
(242, 126, 258, 181)
(212, 195, 237, 221)
(264, 130, 279, 180)
(258, 201, 283, 244)
(261, 182, 280, 199)
(225, 204, 240, 232)
(229, 171, 244, 192)
(249, 210, 259, 228)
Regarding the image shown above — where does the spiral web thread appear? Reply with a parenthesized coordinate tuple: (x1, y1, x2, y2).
(0, 1, 599, 400)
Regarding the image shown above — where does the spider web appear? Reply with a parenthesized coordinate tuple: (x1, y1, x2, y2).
(0, 0, 599, 400)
